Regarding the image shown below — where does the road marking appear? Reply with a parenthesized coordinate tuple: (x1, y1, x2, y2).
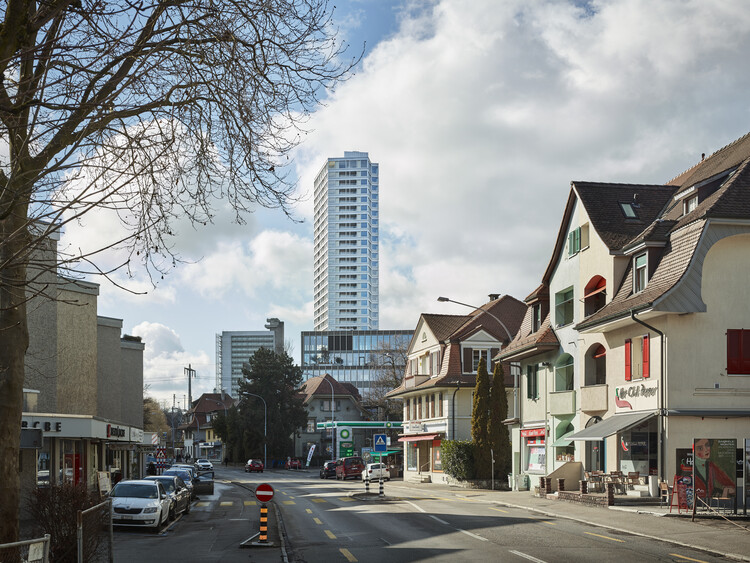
(404, 500, 426, 513)
(312, 498, 327, 503)
(458, 528, 488, 542)
(670, 555, 708, 563)
(339, 497, 355, 502)
(509, 549, 548, 563)
(243, 500, 256, 506)
(429, 515, 449, 525)
(489, 507, 509, 514)
(220, 501, 233, 506)
(282, 500, 296, 505)
(281, 491, 288, 496)
(584, 531, 625, 543)
(538, 520, 556, 526)
(340, 548, 357, 562)
(305, 508, 313, 514)
(196, 502, 210, 507)
(313, 518, 322, 525)
(324, 529, 336, 539)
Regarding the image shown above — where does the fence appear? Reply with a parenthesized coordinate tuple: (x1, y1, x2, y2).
(77, 499, 113, 563)
(0, 534, 50, 563)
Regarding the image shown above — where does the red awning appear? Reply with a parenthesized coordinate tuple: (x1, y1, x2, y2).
(398, 434, 439, 443)
(584, 276, 606, 299)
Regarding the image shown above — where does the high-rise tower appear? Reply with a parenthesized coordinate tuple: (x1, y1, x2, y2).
(313, 151, 379, 331)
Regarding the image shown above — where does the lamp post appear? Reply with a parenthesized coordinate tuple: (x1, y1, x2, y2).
(321, 376, 335, 462)
(437, 296, 514, 341)
(246, 393, 267, 470)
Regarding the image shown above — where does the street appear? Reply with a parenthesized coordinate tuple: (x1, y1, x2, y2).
(112, 466, 736, 563)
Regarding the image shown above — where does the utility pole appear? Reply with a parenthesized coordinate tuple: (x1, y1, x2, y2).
(185, 364, 196, 409)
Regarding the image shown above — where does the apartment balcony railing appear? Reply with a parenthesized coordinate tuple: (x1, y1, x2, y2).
(580, 384, 608, 413)
(549, 390, 576, 416)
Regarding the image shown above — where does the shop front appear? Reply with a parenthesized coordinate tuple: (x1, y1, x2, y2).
(520, 427, 546, 490)
(399, 433, 441, 481)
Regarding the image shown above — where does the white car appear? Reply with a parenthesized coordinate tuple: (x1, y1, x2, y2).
(194, 459, 213, 471)
(361, 462, 391, 482)
(110, 480, 171, 530)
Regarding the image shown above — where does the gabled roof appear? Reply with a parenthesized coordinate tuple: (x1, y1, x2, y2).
(420, 314, 471, 342)
(667, 131, 750, 191)
(190, 393, 235, 413)
(300, 374, 361, 403)
(497, 310, 559, 361)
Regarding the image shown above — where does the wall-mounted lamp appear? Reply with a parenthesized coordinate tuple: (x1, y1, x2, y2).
(541, 362, 551, 368)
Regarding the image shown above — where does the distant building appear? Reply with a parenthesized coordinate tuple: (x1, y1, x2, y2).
(301, 329, 412, 396)
(181, 392, 235, 461)
(215, 319, 284, 397)
(313, 151, 380, 331)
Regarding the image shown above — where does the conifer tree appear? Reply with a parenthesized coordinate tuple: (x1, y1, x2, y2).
(471, 357, 491, 480)
(489, 361, 512, 484)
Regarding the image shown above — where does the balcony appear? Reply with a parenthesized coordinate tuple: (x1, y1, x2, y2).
(549, 390, 576, 416)
(580, 384, 608, 413)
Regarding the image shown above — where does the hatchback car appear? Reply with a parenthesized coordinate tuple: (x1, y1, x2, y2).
(194, 458, 214, 471)
(110, 480, 171, 530)
(361, 462, 391, 482)
(336, 456, 364, 480)
(245, 459, 264, 473)
(319, 461, 336, 479)
(285, 458, 302, 470)
(144, 475, 191, 519)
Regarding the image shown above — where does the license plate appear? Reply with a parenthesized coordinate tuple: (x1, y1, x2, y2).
(121, 515, 132, 520)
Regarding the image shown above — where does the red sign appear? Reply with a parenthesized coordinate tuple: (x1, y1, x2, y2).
(521, 428, 545, 437)
(255, 483, 274, 503)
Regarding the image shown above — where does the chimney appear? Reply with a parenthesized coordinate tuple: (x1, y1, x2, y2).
(701, 153, 706, 161)
(488, 293, 500, 301)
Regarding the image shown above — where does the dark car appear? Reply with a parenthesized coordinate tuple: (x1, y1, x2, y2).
(245, 459, 264, 473)
(335, 456, 364, 480)
(319, 461, 336, 479)
(162, 468, 195, 500)
(144, 475, 191, 519)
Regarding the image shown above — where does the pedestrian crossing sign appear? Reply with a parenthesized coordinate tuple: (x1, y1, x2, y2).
(373, 433, 387, 452)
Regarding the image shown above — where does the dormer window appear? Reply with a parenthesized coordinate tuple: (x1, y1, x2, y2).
(634, 253, 648, 293)
(532, 303, 543, 333)
(683, 195, 698, 215)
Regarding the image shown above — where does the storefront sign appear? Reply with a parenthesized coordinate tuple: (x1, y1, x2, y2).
(21, 420, 62, 432)
(614, 380, 658, 413)
(521, 428, 545, 437)
(107, 424, 126, 438)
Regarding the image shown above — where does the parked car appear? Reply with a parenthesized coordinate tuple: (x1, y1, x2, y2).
(194, 458, 214, 471)
(144, 475, 191, 519)
(162, 468, 196, 499)
(361, 462, 390, 482)
(319, 461, 336, 479)
(336, 456, 364, 480)
(110, 479, 171, 531)
(285, 458, 302, 470)
(245, 459, 264, 473)
(171, 464, 197, 479)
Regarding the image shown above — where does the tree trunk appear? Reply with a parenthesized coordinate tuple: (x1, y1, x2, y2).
(0, 215, 31, 544)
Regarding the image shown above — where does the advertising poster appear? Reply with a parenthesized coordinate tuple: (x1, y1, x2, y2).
(693, 438, 737, 502)
(674, 448, 693, 509)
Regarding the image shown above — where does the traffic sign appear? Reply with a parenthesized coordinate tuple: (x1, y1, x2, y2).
(255, 483, 274, 503)
(373, 434, 387, 453)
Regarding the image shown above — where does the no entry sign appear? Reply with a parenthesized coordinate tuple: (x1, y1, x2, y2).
(255, 483, 274, 503)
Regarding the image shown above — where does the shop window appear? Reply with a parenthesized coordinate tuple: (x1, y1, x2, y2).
(555, 354, 574, 391)
(432, 440, 443, 472)
(727, 329, 750, 374)
(406, 443, 417, 471)
(555, 287, 574, 327)
(526, 437, 546, 472)
(625, 335, 650, 381)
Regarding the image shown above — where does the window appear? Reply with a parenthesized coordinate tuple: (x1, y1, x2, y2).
(472, 349, 485, 372)
(532, 303, 543, 333)
(555, 354, 574, 391)
(634, 253, 648, 293)
(306, 418, 316, 433)
(625, 334, 650, 381)
(527, 365, 539, 399)
(683, 195, 698, 215)
(584, 276, 606, 316)
(727, 329, 750, 374)
(567, 224, 588, 256)
(404, 398, 410, 420)
(555, 287, 574, 327)
(620, 202, 638, 218)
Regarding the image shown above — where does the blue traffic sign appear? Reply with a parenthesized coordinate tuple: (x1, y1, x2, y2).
(373, 433, 387, 453)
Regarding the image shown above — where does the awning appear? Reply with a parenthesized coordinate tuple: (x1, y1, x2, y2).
(568, 412, 656, 441)
(550, 431, 575, 447)
(372, 450, 401, 456)
(398, 434, 438, 443)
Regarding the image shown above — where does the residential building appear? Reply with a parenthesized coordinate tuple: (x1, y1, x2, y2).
(387, 294, 526, 483)
(215, 319, 284, 398)
(301, 329, 412, 396)
(295, 374, 370, 464)
(500, 131, 750, 496)
(181, 392, 235, 461)
(313, 151, 379, 331)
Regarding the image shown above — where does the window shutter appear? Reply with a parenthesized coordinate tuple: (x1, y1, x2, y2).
(568, 231, 574, 256)
(727, 329, 742, 374)
(642, 334, 650, 378)
(490, 348, 500, 370)
(463, 347, 473, 373)
(743, 330, 750, 373)
(624, 339, 632, 381)
(526, 366, 533, 399)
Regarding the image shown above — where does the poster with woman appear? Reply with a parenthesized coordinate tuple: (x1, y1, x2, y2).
(693, 438, 736, 501)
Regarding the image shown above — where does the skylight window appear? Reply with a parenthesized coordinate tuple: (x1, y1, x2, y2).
(620, 202, 638, 218)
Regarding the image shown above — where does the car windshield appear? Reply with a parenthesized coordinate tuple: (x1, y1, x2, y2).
(111, 483, 158, 499)
(164, 470, 191, 482)
(153, 479, 175, 492)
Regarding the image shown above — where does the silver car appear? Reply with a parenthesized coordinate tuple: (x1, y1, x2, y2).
(110, 480, 171, 530)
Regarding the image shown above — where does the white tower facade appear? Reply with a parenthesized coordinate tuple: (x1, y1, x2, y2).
(313, 151, 379, 331)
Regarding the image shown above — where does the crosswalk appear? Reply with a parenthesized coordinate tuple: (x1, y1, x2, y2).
(193, 496, 355, 509)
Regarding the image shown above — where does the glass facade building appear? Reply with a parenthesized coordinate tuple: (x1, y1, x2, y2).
(313, 151, 379, 331)
(301, 330, 413, 394)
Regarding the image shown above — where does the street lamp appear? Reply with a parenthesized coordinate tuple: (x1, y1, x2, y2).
(245, 393, 267, 470)
(321, 376, 335, 462)
(437, 296, 514, 341)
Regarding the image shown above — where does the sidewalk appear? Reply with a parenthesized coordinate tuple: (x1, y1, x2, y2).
(385, 480, 750, 562)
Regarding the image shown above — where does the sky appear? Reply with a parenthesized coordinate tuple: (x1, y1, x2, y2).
(61, 0, 750, 409)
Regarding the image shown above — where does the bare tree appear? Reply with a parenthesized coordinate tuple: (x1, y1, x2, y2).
(366, 341, 408, 421)
(0, 0, 358, 542)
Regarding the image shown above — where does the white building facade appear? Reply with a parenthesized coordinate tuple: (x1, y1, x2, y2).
(313, 151, 380, 331)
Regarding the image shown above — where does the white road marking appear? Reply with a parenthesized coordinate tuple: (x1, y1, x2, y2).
(457, 528, 487, 542)
(429, 515, 448, 525)
(509, 549, 548, 563)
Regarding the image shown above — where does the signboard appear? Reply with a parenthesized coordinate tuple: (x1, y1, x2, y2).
(339, 442, 354, 458)
(373, 434, 387, 453)
(155, 448, 168, 468)
(520, 428, 545, 438)
(613, 380, 658, 413)
(255, 483, 274, 503)
(693, 438, 737, 503)
(98, 471, 112, 496)
(306, 444, 316, 467)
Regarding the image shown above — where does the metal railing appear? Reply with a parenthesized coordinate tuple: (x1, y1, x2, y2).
(77, 499, 112, 563)
(0, 534, 50, 563)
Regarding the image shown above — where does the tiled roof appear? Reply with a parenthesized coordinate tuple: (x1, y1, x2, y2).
(420, 314, 471, 342)
(667, 131, 750, 191)
(300, 374, 359, 402)
(497, 310, 559, 360)
(190, 393, 235, 413)
(452, 295, 526, 343)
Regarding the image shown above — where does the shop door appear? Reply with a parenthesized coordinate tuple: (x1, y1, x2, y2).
(586, 440, 604, 471)
(418, 441, 431, 472)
